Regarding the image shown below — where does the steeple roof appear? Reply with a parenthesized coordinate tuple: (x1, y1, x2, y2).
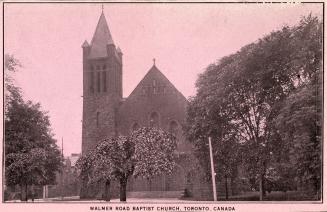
(82, 40, 89, 47)
(89, 12, 115, 59)
(117, 46, 122, 54)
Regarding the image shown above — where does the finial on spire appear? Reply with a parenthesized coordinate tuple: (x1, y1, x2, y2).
(101, 4, 104, 13)
(153, 58, 156, 66)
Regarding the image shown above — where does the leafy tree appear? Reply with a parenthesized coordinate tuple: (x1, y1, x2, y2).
(75, 149, 98, 199)
(77, 127, 177, 202)
(5, 54, 62, 201)
(185, 94, 240, 199)
(273, 80, 322, 197)
(77, 136, 134, 201)
(185, 15, 322, 200)
(5, 99, 62, 201)
(4, 54, 22, 114)
(269, 15, 322, 197)
(131, 127, 177, 179)
(98, 136, 134, 202)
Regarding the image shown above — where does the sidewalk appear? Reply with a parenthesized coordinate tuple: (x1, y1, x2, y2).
(5, 197, 184, 203)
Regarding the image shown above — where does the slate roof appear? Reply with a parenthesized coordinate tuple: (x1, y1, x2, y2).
(89, 12, 115, 59)
(127, 64, 187, 101)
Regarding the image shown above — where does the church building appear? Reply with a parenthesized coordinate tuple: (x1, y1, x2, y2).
(81, 11, 206, 196)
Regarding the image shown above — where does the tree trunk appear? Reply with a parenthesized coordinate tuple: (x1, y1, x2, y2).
(259, 174, 266, 201)
(148, 179, 152, 191)
(104, 180, 111, 202)
(21, 184, 28, 202)
(31, 184, 35, 202)
(20, 184, 24, 201)
(120, 177, 128, 202)
(80, 177, 89, 199)
(225, 175, 229, 200)
(230, 177, 235, 196)
(26, 184, 28, 201)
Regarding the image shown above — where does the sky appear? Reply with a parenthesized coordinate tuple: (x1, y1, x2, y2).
(3, 2, 323, 156)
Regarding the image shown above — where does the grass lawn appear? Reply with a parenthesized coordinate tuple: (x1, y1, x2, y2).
(217, 191, 320, 201)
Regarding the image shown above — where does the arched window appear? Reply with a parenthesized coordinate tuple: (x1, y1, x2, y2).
(152, 80, 157, 94)
(96, 112, 100, 127)
(169, 120, 178, 136)
(90, 72, 94, 93)
(103, 71, 107, 92)
(186, 172, 192, 183)
(97, 72, 101, 93)
(132, 123, 140, 132)
(149, 112, 159, 128)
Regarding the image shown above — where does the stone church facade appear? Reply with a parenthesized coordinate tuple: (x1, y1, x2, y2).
(81, 11, 212, 197)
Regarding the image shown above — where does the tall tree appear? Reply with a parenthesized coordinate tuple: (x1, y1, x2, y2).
(5, 54, 62, 201)
(76, 136, 131, 202)
(5, 100, 62, 201)
(77, 127, 177, 202)
(185, 15, 322, 200)
(4, 54, 23, 114)
(186, 93, 240, 199)
(97, 136, 134, 202)
(273, 80, 322, 197)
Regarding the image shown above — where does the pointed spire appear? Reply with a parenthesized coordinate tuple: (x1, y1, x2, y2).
(89, 12, 115, 58)
(82, 40, 89, 48)
(117, 46, 122, 54)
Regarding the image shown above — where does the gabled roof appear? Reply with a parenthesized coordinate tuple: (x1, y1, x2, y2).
(89, 12, 115, 59)
(127, 64, 187, 101)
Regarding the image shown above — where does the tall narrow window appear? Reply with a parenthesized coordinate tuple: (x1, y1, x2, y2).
(90, 72, 94, 93)
(149, 112, 159, 128)
(96, 112, 100, 127)
(103, 71, 107, 92)
(97, 72, 101, 93)
(112, 70, 115, 92)
(114, 70, 117, 92)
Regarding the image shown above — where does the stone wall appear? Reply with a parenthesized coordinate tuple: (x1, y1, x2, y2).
(82, 45, 122, 154)
(117, 65, 192, 153)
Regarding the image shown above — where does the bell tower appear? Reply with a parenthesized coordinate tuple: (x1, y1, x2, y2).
(82, 11, 123, 154)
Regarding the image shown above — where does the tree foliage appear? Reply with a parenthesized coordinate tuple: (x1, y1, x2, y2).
(273, 81, 322, 193)
(185, 15, 322, 200)
(131, 127, 177, 179)
(76, 127, 177, 201)
(4, 54, 62, 201)
(4, 54, 23, 113)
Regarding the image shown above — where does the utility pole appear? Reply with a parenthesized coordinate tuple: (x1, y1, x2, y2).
(61, 137, 64, 200)
(208, 136, 217, 201)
